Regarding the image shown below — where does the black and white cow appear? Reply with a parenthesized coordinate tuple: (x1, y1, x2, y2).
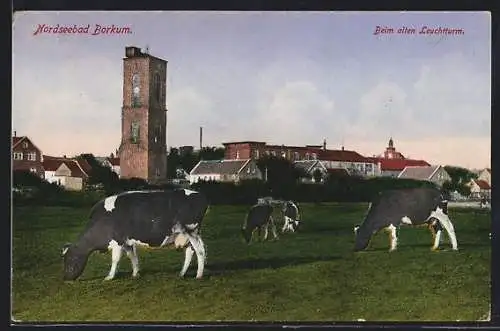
(353, 187, 458, 252)
(61, 188, 209, 281)
(242, 203, 279, 243)
(281, 200, 301, 233)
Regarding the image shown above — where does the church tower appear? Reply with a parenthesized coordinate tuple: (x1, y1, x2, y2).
(119, 46, 167, 184)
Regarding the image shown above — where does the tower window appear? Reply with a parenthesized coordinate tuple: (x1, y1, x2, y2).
(131, 73, 141, 107)
(130, 122, 140, 144)
(154, 73, 161, 103)
(154, 126, 162, 144)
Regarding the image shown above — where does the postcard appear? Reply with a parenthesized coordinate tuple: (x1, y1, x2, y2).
(11, 11, 491, 323)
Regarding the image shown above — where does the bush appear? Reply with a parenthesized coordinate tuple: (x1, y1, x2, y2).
(189, 176, 436, 205)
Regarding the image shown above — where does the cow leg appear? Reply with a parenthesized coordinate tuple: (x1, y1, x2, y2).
(440, 216, 458, 250)
(281, 217, 288, 233)
(179, 245, 194, 278)
(188, 234, 206, 279)
(124, 244, 140, 278)
(105, 241, 123, 280)
(430, 211, 458, 250)
(429, 218, 443, 251)
(270, 216, 279, 239)
(432, 229, 442, 251)
(386, 224, 398, 252)
(257, 226, 262, 242)
(263, 222, 269, 240)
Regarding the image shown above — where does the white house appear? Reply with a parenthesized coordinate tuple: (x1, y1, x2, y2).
(397, 165, 452, 188)
(468, 178, 491, 200)
(42, 157, 89, 191)
(189, 159, 262, 184)
(477, 168, 491, 187)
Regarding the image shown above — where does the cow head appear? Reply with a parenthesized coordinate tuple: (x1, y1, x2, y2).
(283, 201, 301, 232)
(438, 200, 448, 215)
(241, 227, 253, 244)
(353, 224, 373, 252)
(61, 243, 89, 281)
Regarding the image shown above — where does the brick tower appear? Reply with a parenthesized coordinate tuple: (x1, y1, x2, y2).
(119, 46, 167, 184)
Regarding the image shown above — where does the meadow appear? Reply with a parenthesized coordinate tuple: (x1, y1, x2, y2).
(12, 203, 491, 322)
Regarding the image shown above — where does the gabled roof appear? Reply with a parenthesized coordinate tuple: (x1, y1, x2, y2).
(76, 159, 92, 175)
(293, 160, 318, 173)
(42, 158, 64, 171)
(397, 165, 441, 180)
(190, 159, 251, 175)
(473, 179, 491, 190)
(42, 155, 89, 178)
(108, 157, 120, 166)
(12, 136, 25, 147)
(318, 149, 373, 163)
(64, 160, 87, 178)
(12, 136, 43, 153)
(369, 157, 431, 171)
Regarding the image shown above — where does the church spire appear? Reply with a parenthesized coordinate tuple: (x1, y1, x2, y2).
(388, 137, 394, 148)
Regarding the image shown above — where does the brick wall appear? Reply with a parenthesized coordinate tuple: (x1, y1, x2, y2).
(119, 50, 168, 183)
(223, 142, 321, 162)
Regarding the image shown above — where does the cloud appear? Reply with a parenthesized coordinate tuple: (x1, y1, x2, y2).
(251, 80, 337, 146)
(349, 52, 490, 143)
(339, 51, 490, 167)
(350, 81, 413, 140)
(167, 87, 225, 147)
(12, 55, 123, 157)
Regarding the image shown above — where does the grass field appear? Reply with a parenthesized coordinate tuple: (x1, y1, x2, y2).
(12, 203, 491, 322)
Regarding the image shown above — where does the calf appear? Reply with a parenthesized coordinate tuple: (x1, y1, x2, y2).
(281, 200, 301, 233)
(353, 187, 458, 252)
(61, 189, 209, 281)
(242, 203, 278, 243)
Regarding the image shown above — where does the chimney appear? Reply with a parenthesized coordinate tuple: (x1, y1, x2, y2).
(13, 131, 16, 137)
(341, 146, 344, 151)
(323, 139, 326, 151)
(199, 126, 203, 150)
(63, 155, 67, 159)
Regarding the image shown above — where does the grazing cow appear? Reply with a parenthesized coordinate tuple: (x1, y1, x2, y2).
(353, 187, 458, 252)
(242, 203, 278, 243)
(281, 200, 301, 233)
(61, 189, 209, 281)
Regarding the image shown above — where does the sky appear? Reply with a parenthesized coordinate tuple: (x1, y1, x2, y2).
(12, 11, 491, 169)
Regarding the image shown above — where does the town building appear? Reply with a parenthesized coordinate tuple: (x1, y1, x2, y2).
(468, 178, 491, 200)
(222, 140, 381, 177)
(12, 133, 44, 177)
(397, 165, 451, 187)
(189, 159, 262, 184)
(42, 155, 91, 191)
(118, 46, 167, 184)
(367, 138, 431, 177)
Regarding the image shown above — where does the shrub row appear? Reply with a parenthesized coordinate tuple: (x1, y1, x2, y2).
(13, 169, 436, 208)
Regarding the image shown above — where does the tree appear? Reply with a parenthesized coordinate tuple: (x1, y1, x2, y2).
(198, 146, 225, 160)
(255, 156, 308, 199)
(166, 147, 181, 179)
(443, 165, 477, 197)
(76, 154, 119, 192)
